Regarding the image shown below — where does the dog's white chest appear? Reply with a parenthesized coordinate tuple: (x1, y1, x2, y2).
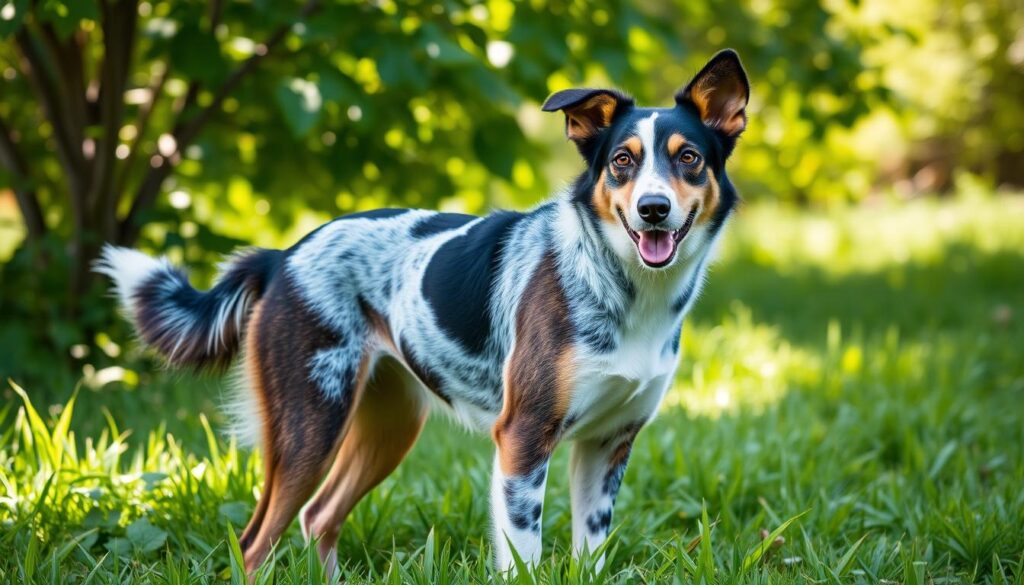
(563, 319, 681, 440)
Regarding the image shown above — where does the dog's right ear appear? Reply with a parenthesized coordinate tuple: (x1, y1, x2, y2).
(542, 88, 633, 154)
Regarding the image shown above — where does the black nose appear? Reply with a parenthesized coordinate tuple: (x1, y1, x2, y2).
(637, 195, 671, 224)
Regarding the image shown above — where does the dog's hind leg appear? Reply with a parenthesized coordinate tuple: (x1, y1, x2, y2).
(238, 285, 373, 576)
(300, 356, 428, 577)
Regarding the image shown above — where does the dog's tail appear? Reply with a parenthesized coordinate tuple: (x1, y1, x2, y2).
(95, 244, 283, 371)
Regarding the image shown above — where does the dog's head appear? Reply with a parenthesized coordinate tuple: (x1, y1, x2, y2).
(544, 50, 749, 270)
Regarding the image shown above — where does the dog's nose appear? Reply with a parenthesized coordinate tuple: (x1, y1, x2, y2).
(637, 195, 671, 224)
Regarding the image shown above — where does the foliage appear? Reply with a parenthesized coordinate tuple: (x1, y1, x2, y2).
(2, 0, 1022, 387)
(0, 0, 671, 388)
(1, 197, 1022, 583)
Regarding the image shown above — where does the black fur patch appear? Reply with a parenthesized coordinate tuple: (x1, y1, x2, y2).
(399, 338, 451, 405)
(421, 211, 526, 354)
(586, 509, 612, 535)
(503, 465, 547, 533)
(410, 212, 476, 238)
(579, 327, 618, 353)
(665, 325, 682, 355)
(603, 458, 629, 497)
(671, 271, 700, 314)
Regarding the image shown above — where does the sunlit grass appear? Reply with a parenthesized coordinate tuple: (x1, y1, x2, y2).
(670, 194, 1023, 417)
(1, 195, 1022, 583)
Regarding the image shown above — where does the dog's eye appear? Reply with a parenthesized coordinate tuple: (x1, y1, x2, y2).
(612, 151, 633, 168)
(679, 149, 700, 166)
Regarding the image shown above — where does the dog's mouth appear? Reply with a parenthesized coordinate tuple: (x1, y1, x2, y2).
(617, 205, 698, 268)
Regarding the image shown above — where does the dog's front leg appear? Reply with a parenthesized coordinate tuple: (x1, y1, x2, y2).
(489, 447, 550, 572)
(569, 423, 642, 569)
(491, 253, 574, 572)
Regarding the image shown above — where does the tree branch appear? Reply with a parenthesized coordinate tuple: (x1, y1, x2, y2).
(15, 29, 89, 234)
(0, 113, 47, 239)
(119, 0, 322, 244)
(89, 0, 138, 241)
(113, 64, 167, 202)
(38, 22, 89, 150)
(209, 0, 225, 31)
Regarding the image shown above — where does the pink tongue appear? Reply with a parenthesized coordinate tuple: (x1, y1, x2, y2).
(638, 231, 674, 265)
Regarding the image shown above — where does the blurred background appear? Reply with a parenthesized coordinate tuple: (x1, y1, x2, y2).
(0, 0, 1021, 419)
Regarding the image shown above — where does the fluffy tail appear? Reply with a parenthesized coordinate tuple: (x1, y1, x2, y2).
(95, 244, 283, 370)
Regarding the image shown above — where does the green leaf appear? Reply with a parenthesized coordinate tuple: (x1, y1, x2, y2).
(472, 115, 524, 180)
(377, 43, 429, 90)
(170, 23, 227, 84)
(317, 67, 361, 104)
(275, 78, 323, 137)
(420, 23, 477, 66)
(0, 0, 30, 39)
(36, 0, 98, 38)
(104, 537, 132, 557)
(219, 502, 250, 526)
(126, 518, 168, 554)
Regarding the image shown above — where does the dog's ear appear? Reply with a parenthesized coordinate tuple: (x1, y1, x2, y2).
(676, 49, 749, 138)
(542, 89, 633, 152)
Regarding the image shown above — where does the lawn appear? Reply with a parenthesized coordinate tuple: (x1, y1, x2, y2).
(2, 195, 1023, 584)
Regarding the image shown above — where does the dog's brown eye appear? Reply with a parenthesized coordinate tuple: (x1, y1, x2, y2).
(612, 152, 633, 168)
(679, 150, 700, 165)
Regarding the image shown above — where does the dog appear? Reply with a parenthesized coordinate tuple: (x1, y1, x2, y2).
(97, 49, 749, 576)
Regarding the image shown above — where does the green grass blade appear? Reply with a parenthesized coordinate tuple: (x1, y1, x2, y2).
(226, 523, 247, 585)
(740, 509, 809, 573)
(695, 504, 716, 585)
(832, 532, 869, 578)
(504, 535, 536, 585)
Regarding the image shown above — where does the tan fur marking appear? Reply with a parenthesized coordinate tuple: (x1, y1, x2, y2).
(688, 78, 747, 136)
(606, 176, 637, 224)
(667, 133, 687, 157)
(495, 254, 575, 476)
(701, 169, 721, 224)
(690, 85, 714, 123)
(607, 431, 637, 471)
(622, 136, 642, 158)
(554, 346, 576, 420)
(361, 300, 398, 354)
(592, 170, 616, 223)
(243, 350, 373, 576)
(238, 300, 270, 552)
(301, 357, 427, 576)
(566, 94, 618, 142)
(244, 300, 270, 451)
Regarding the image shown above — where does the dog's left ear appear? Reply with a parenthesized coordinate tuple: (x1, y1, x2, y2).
(542, 88, 633, 153)
(676, 49, 750, 138)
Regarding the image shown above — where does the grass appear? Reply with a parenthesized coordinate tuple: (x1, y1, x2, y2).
(2, 194, 1023, 583)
